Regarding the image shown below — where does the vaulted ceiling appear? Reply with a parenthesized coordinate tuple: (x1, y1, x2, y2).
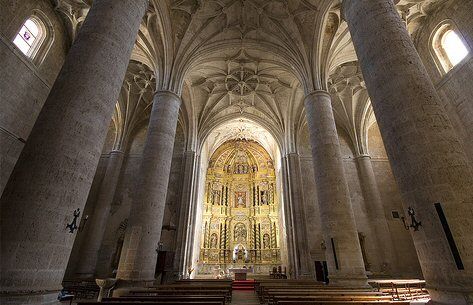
(55, 0, 448, 153)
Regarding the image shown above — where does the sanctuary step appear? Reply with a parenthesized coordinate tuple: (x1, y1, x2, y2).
(232, 280, 255, 290)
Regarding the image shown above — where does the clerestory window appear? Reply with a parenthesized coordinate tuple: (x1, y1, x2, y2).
(13, 18, 43, 57)
(12, 12, 54, 66)
(432, 22, 470, 74)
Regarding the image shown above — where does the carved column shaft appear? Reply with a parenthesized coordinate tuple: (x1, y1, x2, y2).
(284, 153, 313, 278)
(0, 0, 148, 303)
(304, 90, 368, 287)
(344, 0, 473, 303)
(76, 150, 125, 278)
(355, 155, 395, 274)
(117, 91, 181, 282)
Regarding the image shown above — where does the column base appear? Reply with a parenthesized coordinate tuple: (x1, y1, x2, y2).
(0, 290, 60, 305)
(428, 287, 473, 305)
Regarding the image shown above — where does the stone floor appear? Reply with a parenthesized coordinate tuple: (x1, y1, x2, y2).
(231, 290, 259, 305)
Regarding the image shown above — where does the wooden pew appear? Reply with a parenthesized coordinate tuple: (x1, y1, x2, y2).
(102, 295, 226, 305)
(174, 279, 232, 284)
(271, 294, 393, 304)
(259, 285, 371, 303)
(128, 287, 231, 302)
(368, 279, 428, 300)
(77, 301, 222, 305)
(276, 301, 410, 305)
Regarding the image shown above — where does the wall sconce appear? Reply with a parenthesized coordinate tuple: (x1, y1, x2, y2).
(320, 240, 327, 250)
(66, 208, 81, 233)
(401, 207, 422, 231)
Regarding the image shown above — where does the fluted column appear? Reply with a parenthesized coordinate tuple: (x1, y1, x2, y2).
(117, 91, 181, 282)
(343, 0, 473, 303)
(0, 1, 148, 304)
(304, 90, 368, 287)
(76, 150, 125, 278)
(284, 153, 312, 278)
(355, 154, 395, 274)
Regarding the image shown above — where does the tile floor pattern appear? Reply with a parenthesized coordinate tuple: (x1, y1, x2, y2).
(231, 290, 260, 305)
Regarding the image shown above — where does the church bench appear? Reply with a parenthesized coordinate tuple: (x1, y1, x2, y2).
(258, 285, 367, 301)
(368, 280, 428, 300)
(77, 300, 223, 305)
(264, 291, 388, 304)
(102, 295, 226, 305)
(277, 301, 410, 305)
(259, 287, 375, 303)
(270, 294, 393, 304)
(174, 279, 233, 284)
(128, 288, 231, 302)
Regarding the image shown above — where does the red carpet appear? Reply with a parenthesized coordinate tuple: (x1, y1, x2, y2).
(232, 279, 255, 290)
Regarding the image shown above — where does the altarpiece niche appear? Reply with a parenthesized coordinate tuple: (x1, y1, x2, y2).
(199, 140, 281, 274)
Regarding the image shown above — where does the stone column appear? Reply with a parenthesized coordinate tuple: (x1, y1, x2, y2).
(280, 155, 297, 278)
(304, 90, 368, 287)
(343, 0, 473, 303)
(76, 150, 126, 278)
(117, 91, 181, 282)
(174, 151, 197, 277)
(0, 1, 148, 304)
(355, 155, 395, 274)
(284, 153, 313, 278)
(186, 154, 202, 272)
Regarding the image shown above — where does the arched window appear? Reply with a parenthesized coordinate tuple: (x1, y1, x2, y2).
(442, 30, 469, 66)
(13, 18, 43, 57)
(432, 22, 470, 74)
(12, 12, 54, 65)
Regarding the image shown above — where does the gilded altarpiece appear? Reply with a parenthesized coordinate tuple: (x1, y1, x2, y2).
(200, 140, 281, 274)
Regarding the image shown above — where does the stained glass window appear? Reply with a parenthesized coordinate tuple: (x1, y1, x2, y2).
(13, 19, 41, 56)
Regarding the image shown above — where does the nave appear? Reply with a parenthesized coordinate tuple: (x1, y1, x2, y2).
(2, 0, 473, 305)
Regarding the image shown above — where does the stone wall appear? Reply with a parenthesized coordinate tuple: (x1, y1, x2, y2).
(0, 0, 67, 195)
(415, 0, 473, 162)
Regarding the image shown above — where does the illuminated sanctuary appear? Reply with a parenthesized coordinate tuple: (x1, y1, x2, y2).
(199, 139, 281, 275)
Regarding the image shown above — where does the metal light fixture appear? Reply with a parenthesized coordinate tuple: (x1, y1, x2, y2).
(66, 208, 81, 233)
(401, 207, 422, 231)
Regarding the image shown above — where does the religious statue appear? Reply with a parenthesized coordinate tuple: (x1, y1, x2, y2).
(261, 191, 268, 205)
(210, 233, 218, 248)
(263, 234, 270, 249)
(235, 192, 246, 208)
(213, 191, 220, 205)
(234, 223, 247, 242)
(235, 245, 246, 262)
(238, 195, 244, 207)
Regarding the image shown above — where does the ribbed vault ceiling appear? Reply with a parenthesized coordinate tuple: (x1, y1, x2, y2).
(55, 0, 449, 153)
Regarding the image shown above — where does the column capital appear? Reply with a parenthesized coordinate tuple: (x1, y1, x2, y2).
(153, 90, 181, 101)
(354, 154, 372, 160)
(305, 90, 331, 102)
(110, 150, 125, 156)
(285, 152, 300, 157)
